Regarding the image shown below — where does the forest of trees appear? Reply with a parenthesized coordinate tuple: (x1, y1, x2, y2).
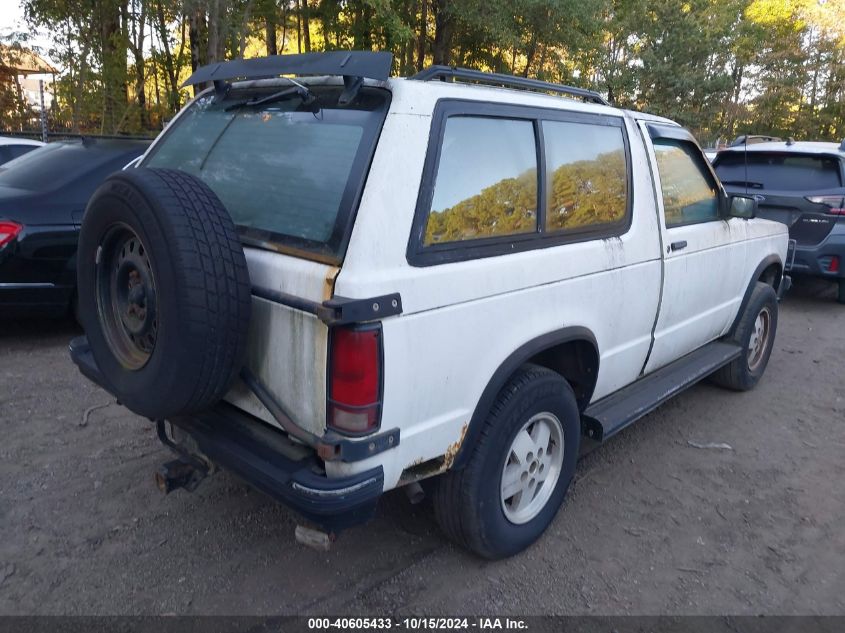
(1, 0, 844, 143)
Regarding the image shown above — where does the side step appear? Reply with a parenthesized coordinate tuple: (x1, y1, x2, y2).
(582, 341, 742, 442)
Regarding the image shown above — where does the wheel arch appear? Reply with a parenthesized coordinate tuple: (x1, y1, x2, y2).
(728, 254, 783, 337)
(451, 326, 599, 471)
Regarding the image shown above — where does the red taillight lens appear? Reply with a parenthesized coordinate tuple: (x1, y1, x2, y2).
(0, 221, 22, 248)
(829, 256, 840, 273)
(328, 325, 382, 434)
(806, 195, 845, 215)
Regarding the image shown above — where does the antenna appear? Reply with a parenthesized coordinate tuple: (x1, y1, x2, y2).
(744, 133, 749, 197)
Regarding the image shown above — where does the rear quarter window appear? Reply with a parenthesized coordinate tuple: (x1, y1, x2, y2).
(423, 116, 538, 245)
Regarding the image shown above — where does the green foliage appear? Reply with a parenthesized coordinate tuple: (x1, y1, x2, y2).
(425, 169, 537, 243)
(547, 150, 627, 231)
(3, 0, 845, 141)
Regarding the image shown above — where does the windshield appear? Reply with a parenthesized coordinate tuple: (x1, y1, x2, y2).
(714, 152, 843, 191)
(143, 84, 390, 261)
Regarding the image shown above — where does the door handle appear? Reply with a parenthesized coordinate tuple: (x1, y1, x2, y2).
(669, 240, 688, 252)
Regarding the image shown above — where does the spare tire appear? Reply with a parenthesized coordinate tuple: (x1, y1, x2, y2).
(77, 168, 251, 419)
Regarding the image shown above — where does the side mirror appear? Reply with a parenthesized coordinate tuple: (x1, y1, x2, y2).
(728, 194, 757, 219)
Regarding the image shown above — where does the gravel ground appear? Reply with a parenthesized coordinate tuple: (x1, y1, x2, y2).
(1, 278, 843, 616)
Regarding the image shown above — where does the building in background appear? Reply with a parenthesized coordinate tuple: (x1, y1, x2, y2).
(0, 44, 57, 133)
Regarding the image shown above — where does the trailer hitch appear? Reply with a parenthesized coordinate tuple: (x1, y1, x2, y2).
(154, 457, 207, 494)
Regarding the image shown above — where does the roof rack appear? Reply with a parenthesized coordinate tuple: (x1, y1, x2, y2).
(411, 65, 610, 106)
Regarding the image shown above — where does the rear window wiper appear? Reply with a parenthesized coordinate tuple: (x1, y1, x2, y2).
(720, 180, 764, 189)
(225, 80, 316, 112)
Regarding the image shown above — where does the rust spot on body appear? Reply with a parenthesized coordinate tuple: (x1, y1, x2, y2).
(443, 422, 469, 470)
(397, 423, 470, 486)
(323, 266, 340, 301)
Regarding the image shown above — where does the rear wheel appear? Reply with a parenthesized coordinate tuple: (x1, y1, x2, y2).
(837, 278, 845, 305)
(433, 365, 580, 559)
(711, 282, 778, 391)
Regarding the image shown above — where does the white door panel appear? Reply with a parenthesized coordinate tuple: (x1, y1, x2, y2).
(641, 124, 749, 374)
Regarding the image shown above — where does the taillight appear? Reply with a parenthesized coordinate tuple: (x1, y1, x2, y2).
(0, 221, 22, 248)
(328, 324, 382, 435)
(806, 195, 845, 215)
(829, 256, 840, 274)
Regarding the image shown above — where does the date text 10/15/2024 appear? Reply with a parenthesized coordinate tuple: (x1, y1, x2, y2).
(307, 618, 529, 630)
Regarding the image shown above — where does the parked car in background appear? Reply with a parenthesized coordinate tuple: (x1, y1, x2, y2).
(70, 53, 788, 559)
(0, 138, 150, 318)
(713, 140, 845, 303)
(0, 136, 44, 166)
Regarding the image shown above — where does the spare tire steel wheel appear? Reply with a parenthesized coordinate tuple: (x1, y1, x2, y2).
(77, 168, 251, 419)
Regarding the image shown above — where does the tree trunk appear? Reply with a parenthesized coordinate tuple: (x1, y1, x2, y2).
(155, 0, 180, 111)
(265, 2, 278, 55)
(207, 0, 220, 63)
(432, 0, 453, 66)
(238, 0, 255, 56)
(129, 0, 149, 130)
(189, 6, 208, 95)
(296, 0, 302, 53)
(302, 0, 311, 52)
(99, 0, 128, 133)
(416, 0, 427, 70)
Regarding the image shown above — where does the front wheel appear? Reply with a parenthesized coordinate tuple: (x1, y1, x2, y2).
(433, 365, 580, 559)
(711, 282, 778, 391)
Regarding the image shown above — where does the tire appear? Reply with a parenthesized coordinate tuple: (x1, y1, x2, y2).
(433, 364, 580, 559)
(710, 282, 778, 391)
(76, 168, 251, 419)
(837, 278, 845, 305)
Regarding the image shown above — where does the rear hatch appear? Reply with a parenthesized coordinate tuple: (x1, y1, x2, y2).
(141, 80, 390, 435)
(714, 150, 844, 245)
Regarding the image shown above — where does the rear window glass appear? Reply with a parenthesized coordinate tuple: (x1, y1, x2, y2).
(0, 143, 96, 190)
(714, 152, 843, 191)
(143, 85, 389, 260)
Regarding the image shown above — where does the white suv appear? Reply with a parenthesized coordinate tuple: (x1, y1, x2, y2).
(70, 51, 790, 559)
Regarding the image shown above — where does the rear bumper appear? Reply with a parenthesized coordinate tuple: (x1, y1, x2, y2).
(789, 231, 845, 279)
(165, 409, 384, 530)
(0, 282, 74, 318)
(69, 335, 385, 530)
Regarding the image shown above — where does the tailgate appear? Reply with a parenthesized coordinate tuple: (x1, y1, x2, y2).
(224, 247, 336, 437)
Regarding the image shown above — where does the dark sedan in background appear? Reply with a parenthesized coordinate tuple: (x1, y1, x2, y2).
(0, 136, 45, 165)
(0, 138, 150, 318)
(713, 140, 845, 304)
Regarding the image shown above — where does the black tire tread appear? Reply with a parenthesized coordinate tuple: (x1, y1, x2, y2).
(711, 281, 777, 391)
(145, 169, 251, 412)
(433, 364, 571, 558)
(79, 167, 251, 418)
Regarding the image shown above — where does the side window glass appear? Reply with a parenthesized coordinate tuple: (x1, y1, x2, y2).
(653, 139, 719, 226)
(543, 120, 628, 232)
(423, 117, 537, 245)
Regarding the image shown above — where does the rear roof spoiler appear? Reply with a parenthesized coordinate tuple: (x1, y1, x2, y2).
(181, 51, 394, 88)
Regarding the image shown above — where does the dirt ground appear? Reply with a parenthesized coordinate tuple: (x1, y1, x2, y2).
(1, 278, 843, 616)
